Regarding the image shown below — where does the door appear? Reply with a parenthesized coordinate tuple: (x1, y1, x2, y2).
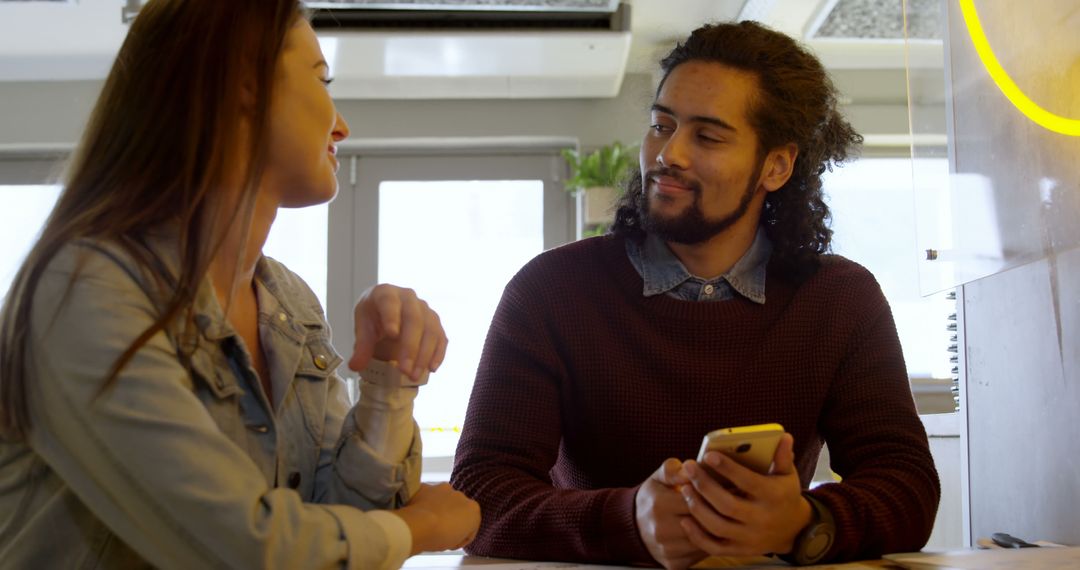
(327, 151, 572, 476)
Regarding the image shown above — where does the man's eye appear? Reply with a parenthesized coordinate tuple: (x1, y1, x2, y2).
(320, 77, 335, 86)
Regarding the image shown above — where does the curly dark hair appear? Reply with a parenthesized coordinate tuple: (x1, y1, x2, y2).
(611, 20, 863, 282)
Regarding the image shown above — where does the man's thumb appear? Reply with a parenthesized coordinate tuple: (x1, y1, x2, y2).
(653, 458, 688, 486)
(770, 433, 797, 475)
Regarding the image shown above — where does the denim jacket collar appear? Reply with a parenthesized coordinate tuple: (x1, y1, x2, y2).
(185, 258, 320, 339)
(144, 238, 342, 410)
(627, 227, 771, 304)
(252, 258, 327, 340)
(135, 231, 327, 346)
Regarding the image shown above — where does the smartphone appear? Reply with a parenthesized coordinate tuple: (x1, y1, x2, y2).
(696, 423, 784, 475)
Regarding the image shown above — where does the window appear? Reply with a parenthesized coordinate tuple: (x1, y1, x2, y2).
(378, 180, 545, 459)
(329, 151, 572, 476)
(0, 183, 328, 310)
(0, 185, 62, 300)
(824, 158, 954, 383)
(264, 204, 329, 308)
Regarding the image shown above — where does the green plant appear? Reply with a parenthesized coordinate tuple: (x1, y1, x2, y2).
(582, 224, 609, 238)
(561, 141, 639, 193)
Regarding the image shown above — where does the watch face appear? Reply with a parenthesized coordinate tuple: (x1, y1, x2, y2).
(802, 525, 834, 562)
(781, 519, 835, 566)
(794, 495, 836, 564)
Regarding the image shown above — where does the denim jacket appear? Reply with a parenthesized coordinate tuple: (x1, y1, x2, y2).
(0, 237, 420, 569)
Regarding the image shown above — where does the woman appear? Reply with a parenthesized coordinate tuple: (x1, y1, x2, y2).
(0, 1, 479, 568)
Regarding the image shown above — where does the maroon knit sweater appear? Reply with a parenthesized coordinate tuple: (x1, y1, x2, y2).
(451, 234, 940, 565)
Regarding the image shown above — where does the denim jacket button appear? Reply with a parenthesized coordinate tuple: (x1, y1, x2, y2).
(287, 472, 301, 489)
(313, 354, 328, 370)
(277, 312, 288, 323)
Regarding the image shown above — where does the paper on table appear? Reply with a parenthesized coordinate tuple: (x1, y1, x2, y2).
(434, 561, 881, 565)
(404, 554, 889, 569)
(401, 556, 632, 570)
(886, 546, 1080, 569)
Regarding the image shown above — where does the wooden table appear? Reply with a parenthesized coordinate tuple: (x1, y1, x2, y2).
(402, 553, 896, 569)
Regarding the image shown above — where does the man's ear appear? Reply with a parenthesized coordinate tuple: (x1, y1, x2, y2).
(760, 143, 798, 193)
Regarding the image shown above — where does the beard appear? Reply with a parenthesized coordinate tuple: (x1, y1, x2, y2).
(640, 163, 763, 245)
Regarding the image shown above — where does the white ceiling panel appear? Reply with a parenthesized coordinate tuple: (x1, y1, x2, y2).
(0, 0, 942, 88)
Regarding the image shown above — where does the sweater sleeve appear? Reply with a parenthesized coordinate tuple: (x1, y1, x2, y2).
(450, 270, 654, 565)
(807, 276, 941, 561)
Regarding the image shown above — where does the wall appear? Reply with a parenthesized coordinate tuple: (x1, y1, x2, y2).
(0, 80, 103, 147)
(963, 256, 1080, 544)
(0, 70, 934, 154)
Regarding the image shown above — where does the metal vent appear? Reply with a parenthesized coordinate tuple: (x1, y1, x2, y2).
(306, 0, 619, 11)
(120, 0, 624, 26)
(812, 0, 941, 40)
(946, 290, 960, 412)
(310, 6, 628, 30)
(309, 1, 628, 31)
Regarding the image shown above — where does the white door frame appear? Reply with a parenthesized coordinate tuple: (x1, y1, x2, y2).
(326, 142, 574, 383)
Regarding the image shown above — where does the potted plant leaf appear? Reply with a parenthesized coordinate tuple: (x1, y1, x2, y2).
(561, 141, 638, 236)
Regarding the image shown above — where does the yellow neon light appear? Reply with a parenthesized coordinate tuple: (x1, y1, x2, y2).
(958, 0, 1080, 136)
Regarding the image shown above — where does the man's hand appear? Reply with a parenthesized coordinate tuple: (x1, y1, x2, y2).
(349, 284, 448, 383)
(679, 433, 812, 557)
(393, 483, 481, 554)
(635, 459, 708, 570)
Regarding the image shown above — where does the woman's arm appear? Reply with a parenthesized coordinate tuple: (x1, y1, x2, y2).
(313, 368, 423, 510)
(27, 245, 409, 570)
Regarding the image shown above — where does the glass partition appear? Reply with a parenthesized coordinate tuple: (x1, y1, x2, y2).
(907, 0, 1080, 294)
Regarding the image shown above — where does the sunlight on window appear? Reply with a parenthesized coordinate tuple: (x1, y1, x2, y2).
(1, 186, 328, 309)
(0, 185, 62, 301)
(264, 204, 329, 309)
(824, 158, 953, 380)
(379, 180, 544, 458)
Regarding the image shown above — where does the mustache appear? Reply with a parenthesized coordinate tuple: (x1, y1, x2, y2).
(645, 167, 702, 195)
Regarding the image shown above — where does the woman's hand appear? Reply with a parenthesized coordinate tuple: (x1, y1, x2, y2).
(393, 483, 481, 554)
(348, 284, 448, 383)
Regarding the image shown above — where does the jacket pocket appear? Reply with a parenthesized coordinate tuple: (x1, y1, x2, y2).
(293, 336, 343, 444)
(187, 348, 247, 444)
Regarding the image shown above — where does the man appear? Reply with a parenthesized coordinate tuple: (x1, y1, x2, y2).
(451, 20, 939, 568)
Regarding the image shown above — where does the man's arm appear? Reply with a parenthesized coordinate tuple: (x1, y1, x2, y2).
(450, 278, 656, 565)
(674, 270, 940, 564)
(808, 291, 941, 561)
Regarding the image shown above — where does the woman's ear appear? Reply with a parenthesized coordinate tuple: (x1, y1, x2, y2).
(761, 143, 798, 193)
(239, 75, 257, 116)
(236, 50, 262, 116)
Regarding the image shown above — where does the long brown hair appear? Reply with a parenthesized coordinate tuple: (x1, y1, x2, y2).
(612, 20, 863, 282)
(0, 0, 303, 440)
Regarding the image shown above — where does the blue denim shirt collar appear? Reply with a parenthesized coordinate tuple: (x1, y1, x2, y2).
(626, 227, 771, 304)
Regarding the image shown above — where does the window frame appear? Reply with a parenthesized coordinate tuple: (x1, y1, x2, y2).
(326, 141, 574, 473)
(0, 146, 69, 185)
